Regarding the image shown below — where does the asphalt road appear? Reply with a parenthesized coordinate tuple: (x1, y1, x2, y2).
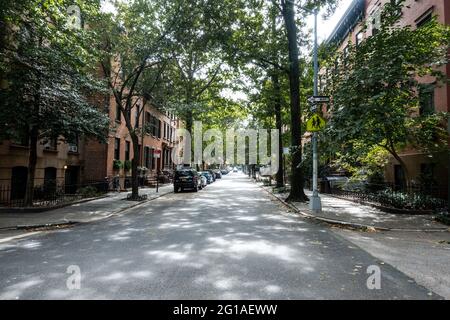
(0, 174, 438, 299)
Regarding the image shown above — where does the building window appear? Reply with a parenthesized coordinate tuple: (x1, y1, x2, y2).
(420, 163, 436, 185)
(145, 112, 151, 134)
(144, 147, 151, 169)
(119, 57, 126, 80)
(68, 135, 78, 153)
(416, 9, 433, 28)
(150, 117, 161, 138)
(164, 149, 172, 166)
(356, 31, 364, 46)
(114, 138, 121, 160)
(115, 104, 121, 122)
(44, 167, 57, 191)
(343, 45, 349, 69)
(157, 119, 162, 138)
(370, 7, 381, 36)
(151, 148, 156, 170)
(11, 127, 30, 147)
(126, 107, 131, 123)
(43, 137, 57, 151)
(419, 84, 435, 115)
(333, 58, 339, 76)
(125, 141, 130, 161)
(135, 106, 140, 128)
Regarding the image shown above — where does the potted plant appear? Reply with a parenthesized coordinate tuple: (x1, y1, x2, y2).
(113, 160, 123, 170)
(124, 160, 132, 171)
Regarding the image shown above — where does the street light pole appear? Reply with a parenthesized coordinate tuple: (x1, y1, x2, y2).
(310, 10, 322, 213)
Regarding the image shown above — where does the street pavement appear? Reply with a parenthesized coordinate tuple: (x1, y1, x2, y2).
(0, 174, 439, 299)
(334, 229, 450, 299)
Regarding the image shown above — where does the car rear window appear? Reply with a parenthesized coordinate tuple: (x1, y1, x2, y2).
(176, 170, 194, 177)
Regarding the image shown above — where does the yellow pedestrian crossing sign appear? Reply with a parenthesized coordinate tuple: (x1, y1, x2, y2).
(306, 114, 326, 132)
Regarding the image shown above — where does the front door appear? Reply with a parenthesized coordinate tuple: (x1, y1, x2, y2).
(11, 166, 28, 200)
(65, 166, 79, 194)
(394, 165, 405, 191)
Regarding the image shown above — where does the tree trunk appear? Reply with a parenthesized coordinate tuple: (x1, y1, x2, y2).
(282, 0, 308, 202)
(130, 132, 140, 200)
(24, 125, 38, 206)
(272, 72, 284, 188)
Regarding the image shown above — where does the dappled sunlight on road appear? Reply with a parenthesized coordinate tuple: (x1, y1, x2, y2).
(0, 174, 435, 299)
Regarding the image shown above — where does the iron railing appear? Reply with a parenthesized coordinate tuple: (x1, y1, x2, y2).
(326, 182, 448, 211)
(0, 180, 108, 208)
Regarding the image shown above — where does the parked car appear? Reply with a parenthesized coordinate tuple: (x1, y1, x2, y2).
(207, 170, 216, 182)
(221, 169, 229, 175)
(200, 171, 214, 184)
(213, 170, 222, 179)
(233, 167, 238, 173)
(199, 174, 208, 189)
(174, 169, 201, 193)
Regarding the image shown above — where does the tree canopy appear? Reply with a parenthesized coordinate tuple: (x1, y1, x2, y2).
(324, 0, 450, 184)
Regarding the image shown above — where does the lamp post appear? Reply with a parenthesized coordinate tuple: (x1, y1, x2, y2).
(309, 10, 322, 213)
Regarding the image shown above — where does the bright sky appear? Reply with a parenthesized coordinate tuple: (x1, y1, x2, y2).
(100, 0, 116, 14)
(101, 0, 351, 43)
(306, 1, 354, 43)
(100, 0, 352, 101)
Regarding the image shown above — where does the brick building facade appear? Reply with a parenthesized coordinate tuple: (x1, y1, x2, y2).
(319, 0, 449, 195)
(84, 93, 180, 189)
(0, 135, 84, 198)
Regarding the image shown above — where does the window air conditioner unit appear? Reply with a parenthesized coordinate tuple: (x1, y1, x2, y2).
(68, 145, 78, 153)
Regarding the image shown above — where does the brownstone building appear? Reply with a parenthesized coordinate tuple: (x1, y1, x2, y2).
(320, 0, 449, 195)
(0, 135, 84, 198)
(0, 98, 180, 197)
(83, 94, 180, 189)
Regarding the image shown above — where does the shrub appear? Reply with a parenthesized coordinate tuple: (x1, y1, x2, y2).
(33, 180, 63, 200)
(76, 186, 99, 198)
(435, 211, 450, 225)
(372, 189, 445, 210)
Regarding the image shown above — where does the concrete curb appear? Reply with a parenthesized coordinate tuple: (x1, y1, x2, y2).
(256, 182, 449, 233)
(0, 190, 173, 232)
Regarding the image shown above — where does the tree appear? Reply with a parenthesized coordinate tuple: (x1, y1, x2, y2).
(96, 0, 182, 200)
(277, 0, 339, 202)
(0, 0, 109, 206)
(221, 1, 292, 188)
(167, 0, 234, 135)
(326, 0, 450, 187)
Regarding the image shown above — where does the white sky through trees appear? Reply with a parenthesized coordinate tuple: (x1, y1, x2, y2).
(99, 0, 352, 102)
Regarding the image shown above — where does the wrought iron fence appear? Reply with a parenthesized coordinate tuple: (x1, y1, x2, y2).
(0, 180, 109, 208)
(327, 182, 448, 211)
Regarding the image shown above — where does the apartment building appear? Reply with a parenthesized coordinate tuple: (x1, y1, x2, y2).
(319, 0, 449, 193)
(0, 134, 84, 199)
(83, 93, 180, 189)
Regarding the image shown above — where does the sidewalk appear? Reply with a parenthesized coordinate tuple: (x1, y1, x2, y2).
(259, 183, 449, 232)
(257, 180, 450, 299)
(0, 184, 173, 231)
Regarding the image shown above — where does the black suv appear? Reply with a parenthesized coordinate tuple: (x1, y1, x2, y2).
(174, 169, 201, 193)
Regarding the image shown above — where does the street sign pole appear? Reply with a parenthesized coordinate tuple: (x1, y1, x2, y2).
(310, 10, 322, 213)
